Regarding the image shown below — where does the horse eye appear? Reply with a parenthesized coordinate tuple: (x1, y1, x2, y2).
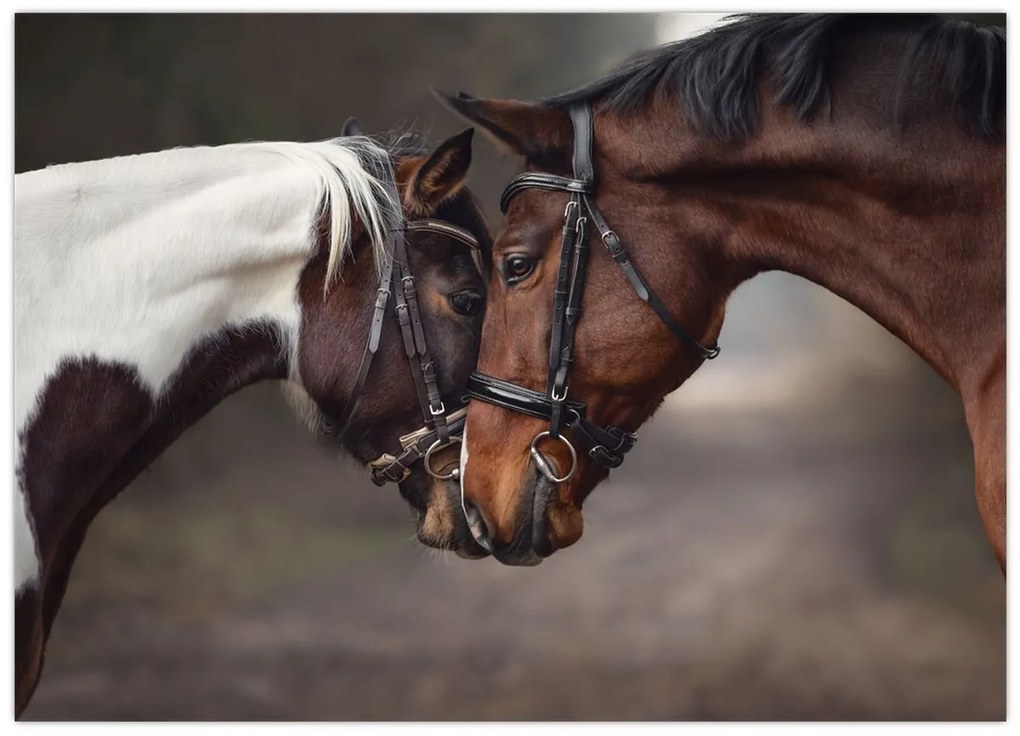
(504, 254, 536, 284)
(449, 290, 483, 317)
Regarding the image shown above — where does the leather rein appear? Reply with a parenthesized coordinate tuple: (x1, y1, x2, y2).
(465, 102, 719, 483)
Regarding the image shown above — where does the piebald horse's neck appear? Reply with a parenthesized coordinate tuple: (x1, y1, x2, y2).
(14, 155, 330, 595)
(13, 138, 397, 714)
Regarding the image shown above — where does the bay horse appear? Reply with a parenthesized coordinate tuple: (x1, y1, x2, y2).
(441, 14, 1005, 568)
(14, 123, 491, 714)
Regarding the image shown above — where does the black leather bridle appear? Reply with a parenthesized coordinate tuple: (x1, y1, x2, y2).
(335, 171, 482, 487)
(465, 103, 719, 483)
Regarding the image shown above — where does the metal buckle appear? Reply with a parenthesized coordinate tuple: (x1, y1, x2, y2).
(430, 400, 446, 416)
(563, 200, 578, 218)
(550, 384, 569, 402)
(530, 431, 577, 483)
(424, 436, 462, 481)
(588, 445, 622, 469)
(575, 216, 588, 236)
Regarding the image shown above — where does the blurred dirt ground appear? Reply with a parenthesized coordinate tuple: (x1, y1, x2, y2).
(23, 367, 1004, 721)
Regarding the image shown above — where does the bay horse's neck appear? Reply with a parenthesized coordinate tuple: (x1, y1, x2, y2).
(600, 74, 1004, 568)
(721, 121, 1002, 395)
(616, 104, 1005, 396)
(663, 107, 1003, 569)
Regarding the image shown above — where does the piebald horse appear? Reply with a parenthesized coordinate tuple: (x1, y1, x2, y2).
(442, 14, 1005, 567)
(14, 124, 491, 713)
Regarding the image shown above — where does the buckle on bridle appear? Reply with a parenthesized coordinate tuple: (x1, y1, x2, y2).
(589, 445, 624, 469)
(600, 230, 629, 262)
(430, 400, 446, 416)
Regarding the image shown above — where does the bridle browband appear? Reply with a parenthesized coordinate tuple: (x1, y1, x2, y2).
(465, 102, 719, 483)
(333, 175, 482, 486)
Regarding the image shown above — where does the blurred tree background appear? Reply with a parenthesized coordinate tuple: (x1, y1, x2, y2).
(15, 13, 1004, 720)
(16, 14, 655, 217)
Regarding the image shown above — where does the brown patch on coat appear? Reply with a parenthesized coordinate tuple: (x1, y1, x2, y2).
(15, 325, 287, 715)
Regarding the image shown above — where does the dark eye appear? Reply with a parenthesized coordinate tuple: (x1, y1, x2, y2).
(504, 254, 536, 284)
(449, 290, 483, 317)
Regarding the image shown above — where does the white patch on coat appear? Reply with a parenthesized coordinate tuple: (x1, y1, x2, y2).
(14, 137, 396, 592)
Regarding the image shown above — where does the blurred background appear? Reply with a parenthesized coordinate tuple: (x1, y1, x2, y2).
(15, 13, 1005, 720)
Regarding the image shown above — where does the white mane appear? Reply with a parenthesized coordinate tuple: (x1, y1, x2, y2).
(250, 137, 398, 285)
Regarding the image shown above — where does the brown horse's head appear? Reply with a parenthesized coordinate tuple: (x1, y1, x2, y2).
(443, 95, 730, 564)
(293, 124, 492, 558)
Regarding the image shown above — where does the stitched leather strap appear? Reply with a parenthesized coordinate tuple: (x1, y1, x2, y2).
(466, 373, 636, 469)
(500, 174, 590, 213)
(333, 219, 399, 435)
(570, 103, 595, 185)
(405, 219, 480, 251)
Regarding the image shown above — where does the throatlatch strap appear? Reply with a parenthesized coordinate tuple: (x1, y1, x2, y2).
(585, 204, 720, 360)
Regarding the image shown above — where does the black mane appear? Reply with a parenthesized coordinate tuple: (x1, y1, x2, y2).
(542, 14, 1005, 141)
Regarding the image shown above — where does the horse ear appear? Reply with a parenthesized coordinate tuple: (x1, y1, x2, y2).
(341, 117, 364, 137)
(405, 127, 473, 212)
(434, 90, 571, 158)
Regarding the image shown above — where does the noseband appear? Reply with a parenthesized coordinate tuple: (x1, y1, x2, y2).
(335, 172, 481, 486)
(466, 103, 719, 483)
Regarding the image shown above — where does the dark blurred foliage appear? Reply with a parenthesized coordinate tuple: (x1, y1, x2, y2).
(15, 13, 1003, 720)
(16, 13, 654, 221)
